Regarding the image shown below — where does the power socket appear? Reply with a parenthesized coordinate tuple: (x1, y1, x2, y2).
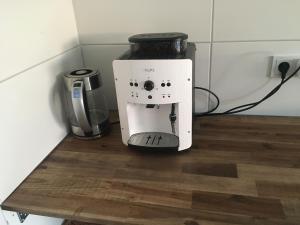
(270, 55, 300, 78)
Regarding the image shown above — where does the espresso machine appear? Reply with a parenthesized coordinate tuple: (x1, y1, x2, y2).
(113, 33, 195, 151)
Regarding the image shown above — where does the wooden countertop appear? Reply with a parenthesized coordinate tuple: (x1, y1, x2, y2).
(2, 115, 300, 225)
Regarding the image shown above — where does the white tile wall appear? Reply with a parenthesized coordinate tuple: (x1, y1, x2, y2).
(0, 0, 79, 81)
(194, 44, 211, 113)
(82, 43, 211, 112)
(73, 0, 300, 116)
(211, 42, 300, 116)
(0, 47, 83, 202)
(214, 0, 300, 42)
(73, 0, 213, 44)
(82, 45, 129, 109)
(0, 4, 83, 221)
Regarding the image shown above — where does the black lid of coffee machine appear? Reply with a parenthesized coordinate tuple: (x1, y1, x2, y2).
(128, 32, 188, 59)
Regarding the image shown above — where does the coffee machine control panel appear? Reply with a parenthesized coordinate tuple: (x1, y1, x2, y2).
(113, 59, 192, 105)
(127, 78, 179, 103)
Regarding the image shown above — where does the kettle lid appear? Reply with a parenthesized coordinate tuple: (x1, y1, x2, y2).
(66, 68, 98, 78)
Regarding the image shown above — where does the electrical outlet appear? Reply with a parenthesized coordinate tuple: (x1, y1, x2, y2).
(270, 55, 300, 78)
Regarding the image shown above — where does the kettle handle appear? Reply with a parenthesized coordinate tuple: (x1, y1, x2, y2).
(71, 80, 92, 133)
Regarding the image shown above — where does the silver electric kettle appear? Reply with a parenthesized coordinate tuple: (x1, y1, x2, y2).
(63, 69, 110, 138)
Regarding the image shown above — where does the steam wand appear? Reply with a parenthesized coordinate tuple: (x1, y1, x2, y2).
(169, 103, 176, 134)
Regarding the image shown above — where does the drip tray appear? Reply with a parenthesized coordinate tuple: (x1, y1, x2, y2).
(128, 132, 179, 151)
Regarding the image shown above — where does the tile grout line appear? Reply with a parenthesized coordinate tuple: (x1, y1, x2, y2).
(3, 38, 300, 85)
(71, 0, 85, 67)
(0, 45, 80, 84)
(81, 42, 212, 46)
(214, 39, 300, 43)
(208, 0, 215, 111)
(81, 43, 131, 46)
(79, 45, 86, 67)
(80, 39, 300, 46)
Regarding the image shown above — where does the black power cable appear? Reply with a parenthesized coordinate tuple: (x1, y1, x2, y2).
(195, 63, 300, 117)
(222, 62, 291, 114)
(194, 87, 220, 115)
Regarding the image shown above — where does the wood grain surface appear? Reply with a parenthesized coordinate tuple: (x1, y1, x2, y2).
(2, 115, 300, 225)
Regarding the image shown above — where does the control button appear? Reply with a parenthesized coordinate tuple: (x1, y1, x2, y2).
(167, 82, 171, 87)
(134, 82, 138, 87)
(148, 95, 152, 99)
(161, 83, 165, 87)
(130, 82, 133, 86)
(144, 80, 154, 91)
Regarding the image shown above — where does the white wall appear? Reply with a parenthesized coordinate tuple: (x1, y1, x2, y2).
(73, 0, 300, 116)
(0, 0, 79, 82)
(0, 0, 83, 224)
(1, 211, 63, 225)
(0, 211, 7, 225)
(74, 0, 212, 44)
(0, 48, 82, 202)
(211, 0, 300, 116)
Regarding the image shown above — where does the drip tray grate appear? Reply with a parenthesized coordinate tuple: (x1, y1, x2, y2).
(128, 132, 179, 151)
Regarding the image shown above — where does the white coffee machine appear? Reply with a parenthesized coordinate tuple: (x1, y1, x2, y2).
(113, 33, 195, 151)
